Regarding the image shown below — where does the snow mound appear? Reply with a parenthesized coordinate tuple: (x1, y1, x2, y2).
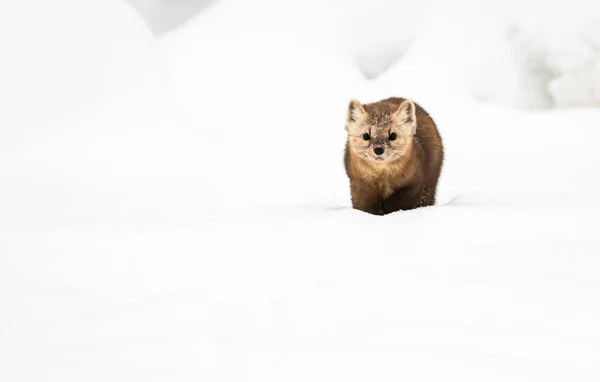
(0, 0, 195, 227)
(458, 0, 600, 109)
(2, 0, 600, 381)
(328, 0, 432, 79)
(0, 0, 156, 137)
(126, 0, 217, 35)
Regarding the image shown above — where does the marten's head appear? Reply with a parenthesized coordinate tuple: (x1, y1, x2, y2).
(345, 98, 416, 164)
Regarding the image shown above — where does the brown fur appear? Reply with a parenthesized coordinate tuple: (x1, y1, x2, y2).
(344, 97, 444, 215)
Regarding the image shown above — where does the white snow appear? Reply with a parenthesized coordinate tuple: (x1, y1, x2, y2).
(1, 0, 600, 381)
(327, 0, 433, 79)
(456, 0, 600, 108)
(126, 0, 217, 35)
(0, 0, 157, 139)
(128, 0, 600, 108)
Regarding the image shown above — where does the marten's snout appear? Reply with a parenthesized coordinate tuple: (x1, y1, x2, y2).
(373, 147, 385, 156)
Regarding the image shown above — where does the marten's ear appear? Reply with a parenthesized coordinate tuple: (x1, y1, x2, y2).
(395, 99, 416, 124)
(394, 99, 417, 135)
(346, 99, 366, 125)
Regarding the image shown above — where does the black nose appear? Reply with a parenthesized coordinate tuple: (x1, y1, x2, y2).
(373, 147, 385, 156)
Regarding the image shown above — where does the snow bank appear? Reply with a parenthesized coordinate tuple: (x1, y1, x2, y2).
(2, 0, 600, 381)
(129, 0, 600, 109)
(126, 0, 217, 35)
(327, 0, 434, 79)
(525, 1, 600, 108)
(457, 0, 600, 109)
(159, 0, 360, 208)
(0, 0, 156, 139)
(0, 0, 195, 227)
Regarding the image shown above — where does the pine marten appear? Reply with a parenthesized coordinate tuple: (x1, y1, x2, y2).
(344, 97, 444, 215)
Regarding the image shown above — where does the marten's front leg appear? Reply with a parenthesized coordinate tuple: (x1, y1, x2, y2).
(350, 181, 384, 215)
(382, 185, 422, 213)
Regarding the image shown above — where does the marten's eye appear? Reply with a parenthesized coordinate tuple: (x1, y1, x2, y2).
(389, 132, 397, 141)
(362, 133, 370, 141)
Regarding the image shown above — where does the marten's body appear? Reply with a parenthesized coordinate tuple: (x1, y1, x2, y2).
(344, 97, 443, 215)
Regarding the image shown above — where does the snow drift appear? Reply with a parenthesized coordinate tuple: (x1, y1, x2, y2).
(1, 1, 600, 382)
(438, 0, 600, 108)
(126, 0, 217, 35)
(0, 0, 159, 138)
(129, 0, 600, 108)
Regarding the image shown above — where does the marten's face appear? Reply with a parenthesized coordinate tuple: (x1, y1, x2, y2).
(345, 99, 417, 164)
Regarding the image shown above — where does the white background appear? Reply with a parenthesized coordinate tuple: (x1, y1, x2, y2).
(1, 1, 599, 381)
